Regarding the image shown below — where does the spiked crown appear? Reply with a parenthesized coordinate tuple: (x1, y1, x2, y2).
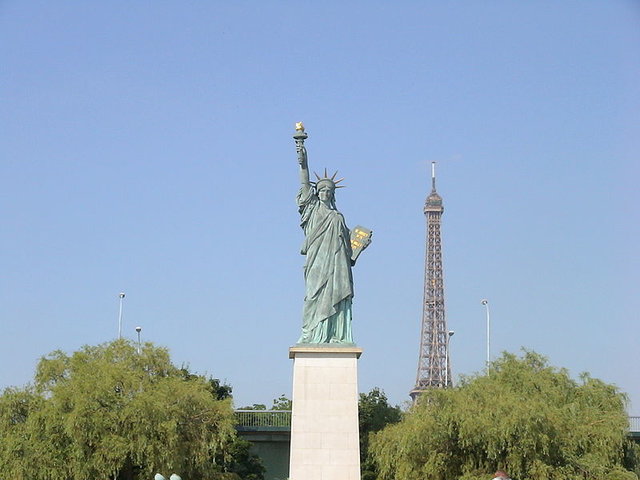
(314, 168, 345, 192)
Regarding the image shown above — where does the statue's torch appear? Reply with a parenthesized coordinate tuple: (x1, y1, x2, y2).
(293, 122, 308, 166)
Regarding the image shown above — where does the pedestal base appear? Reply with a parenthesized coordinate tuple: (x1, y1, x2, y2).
(288, 345, 363, 480)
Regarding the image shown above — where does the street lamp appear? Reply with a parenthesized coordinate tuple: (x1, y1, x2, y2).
(445, 330, 455, 387)
(481, 299, 490, 374)
(135, 326, 142, 354)
(118, 292, 125, 339)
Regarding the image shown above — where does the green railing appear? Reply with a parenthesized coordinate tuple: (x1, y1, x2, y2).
(235, 410, 292, 429)
(233, 411, 639, 433)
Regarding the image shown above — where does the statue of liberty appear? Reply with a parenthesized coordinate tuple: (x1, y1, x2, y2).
(293, 123, 371, 344)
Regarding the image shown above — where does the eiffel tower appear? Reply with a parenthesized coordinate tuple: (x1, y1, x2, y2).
(410, 162, 452, 402)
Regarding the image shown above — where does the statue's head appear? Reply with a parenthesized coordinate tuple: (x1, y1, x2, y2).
(316, 178, 335, 195)
(314, 169, 344, 206)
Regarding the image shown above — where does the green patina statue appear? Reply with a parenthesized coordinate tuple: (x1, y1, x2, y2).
(293, 123, 372, 344)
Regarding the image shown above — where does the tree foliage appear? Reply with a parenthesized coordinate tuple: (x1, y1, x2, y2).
(370, 350, 637, 480)
(239, 394, 292, 412)
(358, 387, 403, 480)
(220, 438, 266, 480)
(271, 394, 293, 411)
(0, 340, 245, 480)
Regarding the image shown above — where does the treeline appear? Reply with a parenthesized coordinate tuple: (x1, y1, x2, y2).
(2, 341, 638, 480)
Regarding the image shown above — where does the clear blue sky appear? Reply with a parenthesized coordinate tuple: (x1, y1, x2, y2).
(2, 2, 639, 414)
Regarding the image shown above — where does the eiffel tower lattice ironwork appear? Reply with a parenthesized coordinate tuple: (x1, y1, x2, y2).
(410, 162, 452, 402)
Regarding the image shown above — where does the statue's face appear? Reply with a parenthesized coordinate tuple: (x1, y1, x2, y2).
(318, 185, 334, 203)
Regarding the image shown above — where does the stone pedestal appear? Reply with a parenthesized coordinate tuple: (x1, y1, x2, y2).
(288, 345, 363, 480)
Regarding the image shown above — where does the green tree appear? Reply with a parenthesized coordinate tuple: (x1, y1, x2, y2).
(0, 386, 44, 478)
(179, 366, 234, 401)
(271, 394, 292, 411)
(239, 395, 292, 411)
(358, 387, 403, 480)
(239, 403, 268, 410)
(0, 339, 243, 480)
(370, 350, 637, 480)
(219, 438, 266, 480)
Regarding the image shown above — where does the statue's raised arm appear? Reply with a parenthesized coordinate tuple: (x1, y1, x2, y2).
(294, 122, 311, 194)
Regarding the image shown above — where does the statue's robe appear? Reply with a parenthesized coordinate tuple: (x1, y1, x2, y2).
(297, 187, 354, 344)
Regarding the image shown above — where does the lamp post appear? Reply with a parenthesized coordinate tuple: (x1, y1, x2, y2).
(445, 330, 455, 387)
(481, 299, 490, 374)
(135, 326, 142, 354)
(118, 292, 125, 339)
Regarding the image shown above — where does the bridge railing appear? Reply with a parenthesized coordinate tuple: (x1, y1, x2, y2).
(235, 410, 292, 428)
(234, 411, 639, 432)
